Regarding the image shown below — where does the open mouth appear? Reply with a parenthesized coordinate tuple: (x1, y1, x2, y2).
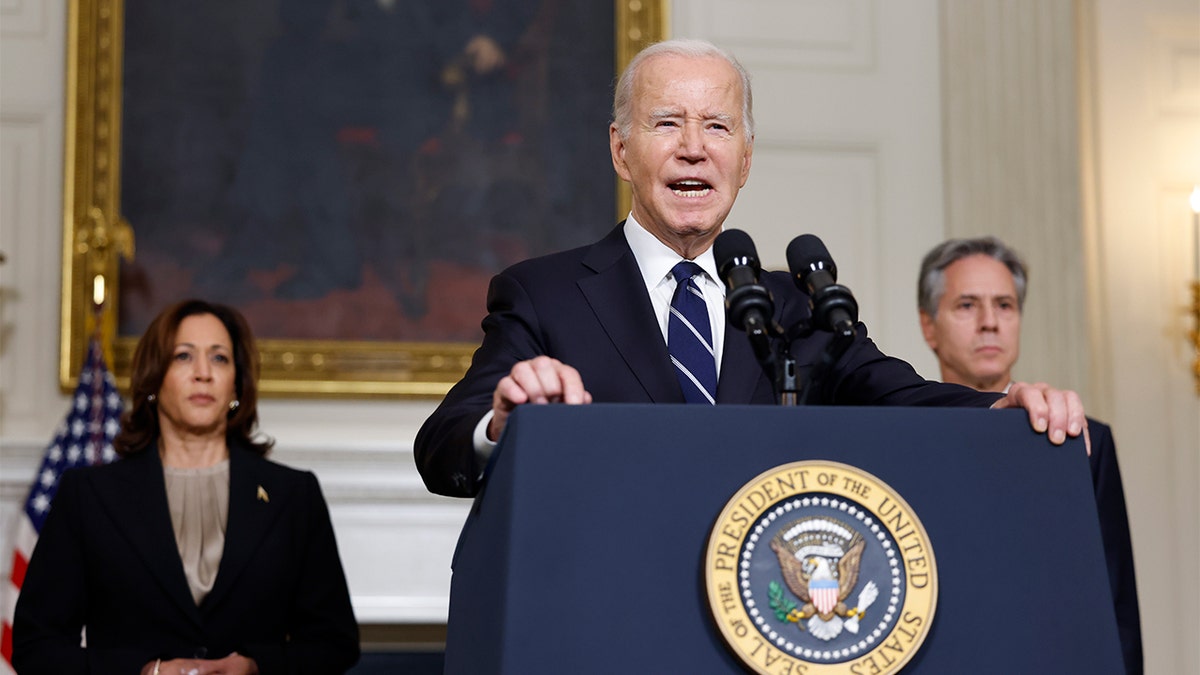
(669, 179, 712, 197)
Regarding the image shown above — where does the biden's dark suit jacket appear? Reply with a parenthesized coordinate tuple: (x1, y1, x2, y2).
(12, 440, 360, 675)
(415, 224, 1001, 497)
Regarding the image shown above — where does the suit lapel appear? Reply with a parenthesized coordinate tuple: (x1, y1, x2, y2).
(204, 445, 283, 613)
(579, 225, 681, 403)
(102, 449, 204, 628)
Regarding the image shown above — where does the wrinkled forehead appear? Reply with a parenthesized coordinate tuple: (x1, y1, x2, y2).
(634, 54, 743, 110)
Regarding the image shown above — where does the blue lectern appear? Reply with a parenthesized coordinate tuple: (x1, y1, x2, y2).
(443, 404, 1122, 674)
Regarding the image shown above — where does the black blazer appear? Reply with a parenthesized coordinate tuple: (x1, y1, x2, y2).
(1088, 419, 1143, 674)
(415, 224, 1001, 496)
(12, 441, 360, 675)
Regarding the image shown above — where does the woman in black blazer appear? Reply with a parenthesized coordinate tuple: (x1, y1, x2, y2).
(13, 300, 359, 675)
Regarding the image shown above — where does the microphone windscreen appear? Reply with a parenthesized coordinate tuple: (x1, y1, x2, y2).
(714, 229, 760, 279)
(786, 234, 837, 284)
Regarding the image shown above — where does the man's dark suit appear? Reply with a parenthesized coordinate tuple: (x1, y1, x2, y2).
(416, 224, 1001, 497)
(1088, 419, 1143, 674)
(12, 441, 360, 675)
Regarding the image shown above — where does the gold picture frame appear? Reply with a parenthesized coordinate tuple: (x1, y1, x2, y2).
(61, 0, 666, 397)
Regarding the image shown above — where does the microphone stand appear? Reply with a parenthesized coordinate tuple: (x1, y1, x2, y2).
(776, 350, 799, 406)
(740, 301, 858, 406)
(744, 316, 800, 406)
(796, 323, 856, 405)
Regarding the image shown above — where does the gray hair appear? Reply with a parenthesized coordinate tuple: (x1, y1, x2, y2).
(611, 38, 754, 143)
(917, 236, 1028, 317)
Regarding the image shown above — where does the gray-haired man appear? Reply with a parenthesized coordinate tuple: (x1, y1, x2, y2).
(918, 237, 1143, 674)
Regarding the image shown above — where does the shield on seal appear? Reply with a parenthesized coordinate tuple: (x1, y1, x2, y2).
(810, 577, 839, 616)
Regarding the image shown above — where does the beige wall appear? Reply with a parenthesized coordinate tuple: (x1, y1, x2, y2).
(1086, 0, 1200, 670)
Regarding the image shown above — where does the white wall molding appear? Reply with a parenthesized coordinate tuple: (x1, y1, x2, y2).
(1, 112, 60, 437)
(0, 0, 49, 38)
(681, 0, 877, 70)
(939, 0, 1090, 399)
(1086, 1, 1199, 672)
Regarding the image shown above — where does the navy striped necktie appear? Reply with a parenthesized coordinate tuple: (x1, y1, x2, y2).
(668, 261, 717, 404)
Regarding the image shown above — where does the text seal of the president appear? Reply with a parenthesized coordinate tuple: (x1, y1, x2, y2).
(705, 460, 937, 674)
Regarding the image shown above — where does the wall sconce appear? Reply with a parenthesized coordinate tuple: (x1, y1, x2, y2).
(1192, 186, 1200, 394)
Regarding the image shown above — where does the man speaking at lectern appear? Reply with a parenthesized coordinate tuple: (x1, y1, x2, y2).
(414, 39, 1087, 499)
(916, 236, 1142, 673)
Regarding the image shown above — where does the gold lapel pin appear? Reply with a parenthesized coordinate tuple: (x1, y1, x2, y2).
(257, 485, 269, 503)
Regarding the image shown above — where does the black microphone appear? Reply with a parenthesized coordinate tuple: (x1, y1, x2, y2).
(786, 234, 858, 337)
(714, 229, 775, 337)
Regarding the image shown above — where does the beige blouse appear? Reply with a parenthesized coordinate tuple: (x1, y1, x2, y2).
(163, 460, 230, 606)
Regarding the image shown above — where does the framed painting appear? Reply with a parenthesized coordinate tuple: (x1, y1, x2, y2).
(61, 0, 666, 396)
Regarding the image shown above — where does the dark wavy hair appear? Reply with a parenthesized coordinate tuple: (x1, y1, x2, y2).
(114, 299, 273, 457)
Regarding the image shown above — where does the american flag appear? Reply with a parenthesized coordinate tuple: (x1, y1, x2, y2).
(1, 339, 122, 673)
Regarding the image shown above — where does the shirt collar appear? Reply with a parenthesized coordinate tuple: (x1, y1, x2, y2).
(623, 214, 722, 291)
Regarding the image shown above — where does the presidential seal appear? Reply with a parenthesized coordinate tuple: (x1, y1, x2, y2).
(705, 461, 937, 674)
